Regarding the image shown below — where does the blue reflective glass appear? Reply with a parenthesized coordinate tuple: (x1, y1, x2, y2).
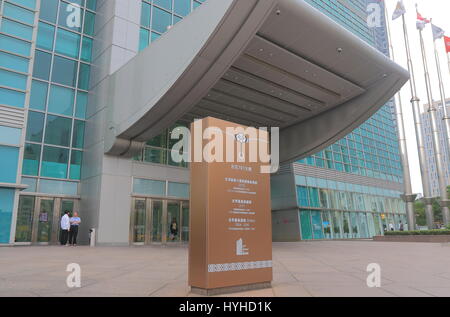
(174, 0, 191, 16)
(0, 188, 15, 243)
(44, 115, 72, 147)
(81, 36, 93, 62)
(0, 126, 21, 145)
(152, 6, 172, 33)
(25, 111, 45, 142)
(48, 85, 75, 116)
(41, 146, 69, 179)
(0, 145, 19, 183)
(58, 2, 84, 32)
(139, 28, 149, 51)
(83, 10, 95, 36)
(0, 34, 31, 56)
(133, 178, 166, 196)
(29, 80, 48, 111)
(0, 51, 29, 72)
(78, 63, 90, 90)
(72, 120, 85, 148)
(75, 91, 87, 119)
(33, 50, 52, 80)
(154, 0, 172, 10)
(141, 2, 151, 27)
(69, 150, 83, 180)
(0, 18, 33, 40)
(52, 56, 78, 87)
(23, 143, 40, 176)
(36, 21, 55, 50)
(39, 0, 58, 23)
(0, 87, 25, 107)
(168, 182, 189, 198)
(9, 0, 36, 9)
(39, 179, 78, 195)
(55, 28, 81, 58)
(3, 2, 35, 24)
(0, 69, 27, 90)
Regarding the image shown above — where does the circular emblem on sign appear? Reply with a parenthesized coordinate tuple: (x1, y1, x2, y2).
(235, 133, 248, 144)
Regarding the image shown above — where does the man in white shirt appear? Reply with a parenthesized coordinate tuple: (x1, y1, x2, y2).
(60, 211, 71, 246)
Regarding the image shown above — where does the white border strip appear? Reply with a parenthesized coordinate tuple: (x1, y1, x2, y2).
(208, 260, 272, 273)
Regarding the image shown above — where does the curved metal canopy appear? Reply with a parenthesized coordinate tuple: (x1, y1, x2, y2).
(103, 0, 409, 164)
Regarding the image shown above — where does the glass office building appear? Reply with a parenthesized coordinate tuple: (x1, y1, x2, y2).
(272, 0, 407, 241)
(0, 0, 405, 245)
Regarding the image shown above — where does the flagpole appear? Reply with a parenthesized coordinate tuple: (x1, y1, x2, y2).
(384, 3, 416, 230)
(416, 6, 450, 226)
(432, 25, 450, 184)
(400, 11, 434, 229)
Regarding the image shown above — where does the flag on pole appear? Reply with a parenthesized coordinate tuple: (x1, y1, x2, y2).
(416, 12, 430, 30)
(392, 1, 406, 20)
(445, 36, 450, 53)
(432, 24, 445, 41)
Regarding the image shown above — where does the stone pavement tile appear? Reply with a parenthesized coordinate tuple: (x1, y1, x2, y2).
(414, 287, 450, 297)
(214, 288, 275, 297)
(272, 282, 312, 297)
(148, 282, 190, 297)
(380, 284, 436, 297)
(303, 284, 395, 297)
(292, 272, 364, 286)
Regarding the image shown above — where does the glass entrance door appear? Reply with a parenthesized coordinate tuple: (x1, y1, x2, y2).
(167, 201, 181, 242)
(130, 198, 189, 244)
(15, 196, 35, 243)
(36, 199, 54, 243)
(132, 199, 146, 243)
(15, 196, 78, 245)
(152, 200, 163, 243)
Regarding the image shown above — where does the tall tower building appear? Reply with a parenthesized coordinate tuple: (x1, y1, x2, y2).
(0, 0, 407, 245)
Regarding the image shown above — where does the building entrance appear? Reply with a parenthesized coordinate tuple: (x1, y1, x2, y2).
(15, 195, 79, 244)
(130, 197, 189, 245)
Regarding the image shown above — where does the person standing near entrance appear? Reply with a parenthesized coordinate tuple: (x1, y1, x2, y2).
(60, 211, 70, 245)
(170, 217, 178, 241)
(69, 212, 81, 246)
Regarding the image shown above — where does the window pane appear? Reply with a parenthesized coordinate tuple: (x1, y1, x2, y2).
(55, 28, 81, 58)
(174, 0, 191, 16)
(168, 182, 189, 198)
(3, 2, 35, 24)
(69, 150, 83, 180)
(139, 28, 149, 51)
(0, 18, 33, 40)
(41, 146, 69, 179)
(33, 50, 52, 80)
(58, 2, 83, 32)
(83, 10, 95, 36)
(72, 120, 85, 148)
(152, 6, 172, 33)
(25, 111, 45, 142)
(52, 56, 78, 87)
(75, 91, 88, 119)
(0, 87, 25, 108)
(78, 63, 90, 90)
(0, 146, 19, 183)
(36, 22, 55, 51)
(44, 115, 72, 147)
(86, 0, 97, 11)
(29, 80, 48, 111)
(0, 126, 21, 145)
(154, 0, 172, 10)
(11, 0, 36, 10)
(48, 85, 75, 116)
(80, 36, 93, 62)
(39, 179, 78, 195)
(0, 34, 31, 56)
(0, 69, 27, 90)
(0, 51, 29, 72)
(141, 2, 151, 27)
(39, 0, 58, 23)
(22, 143, 41, 176)
(133, 178, 166, 196)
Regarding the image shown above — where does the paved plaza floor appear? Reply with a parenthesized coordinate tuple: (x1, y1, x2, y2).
(1, 241, 450, 297)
